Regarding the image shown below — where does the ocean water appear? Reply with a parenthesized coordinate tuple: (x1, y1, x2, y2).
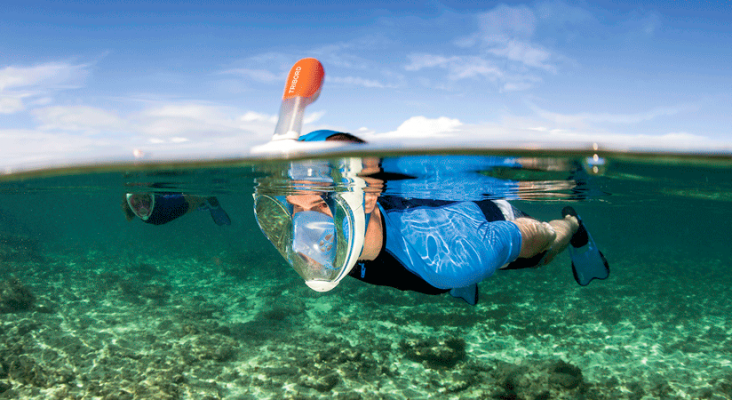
(1, 151, 731, 400)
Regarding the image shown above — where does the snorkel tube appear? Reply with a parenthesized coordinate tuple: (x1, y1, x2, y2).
(251, 58, 368, 292)
(251, 58, 340, 155)
(273, 58, 324, 141)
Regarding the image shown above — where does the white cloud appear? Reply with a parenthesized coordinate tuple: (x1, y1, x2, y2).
(28, 96, 53, 106)
(369, 116, 463, 139)
(533, 1, 595, 28)
(0, 62, 88, 91)
(1, 102, 281, 171)
(408, 4, 565, 91)
(0, 96, 24, 114)
(149, 137, 190, 144)
(363, 114, 729, 153)
(478, 4, 537, 40)
(140, 103, 228, 120)
(135, 103, 241, 137)
(0, 128, 112, 168)
(28, 102, 279, 143)
(129, 102, 291, 147)
(405, 54, 456, 71)
(449, 58, 503, 81)
(0, 62, 90, 115)
(303, 110, 326, 124)
(246, 52, 294, 67)
(501, 76, 541, 92)
(32, 106, 127, 133)
(405, 54, 503, 82)
(309, 43, 362, 69)
(309, 36, 393, 70)
(3, 105, 730, 176)
(240, 111, 277, 123)
(487, 40, 554, 72)
(531, 103, 693, 126)
(474, 5, 556, 72)
(329, 76, 392, 88)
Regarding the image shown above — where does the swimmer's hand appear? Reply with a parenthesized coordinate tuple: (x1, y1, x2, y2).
(513, 218, 557, 259)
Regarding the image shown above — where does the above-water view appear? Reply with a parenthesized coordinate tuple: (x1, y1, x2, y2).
(1, 151, 732, 400)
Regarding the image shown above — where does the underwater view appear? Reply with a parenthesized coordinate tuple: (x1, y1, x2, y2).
(1, 152, 732, 400)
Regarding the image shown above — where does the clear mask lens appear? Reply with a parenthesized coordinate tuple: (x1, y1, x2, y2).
(292, 211, 336, 278)
(126, 193, 154, 220)
(253, 195, 293, 259)
(254, 194, 356, 285)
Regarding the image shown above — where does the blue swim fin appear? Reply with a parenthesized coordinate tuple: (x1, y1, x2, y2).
(450, 284, 479, 306)
(562, 206, 609, 286)
(200, 197, 232, 226)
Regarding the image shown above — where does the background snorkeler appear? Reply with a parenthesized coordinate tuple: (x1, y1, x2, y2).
(123, 192, 231, 226)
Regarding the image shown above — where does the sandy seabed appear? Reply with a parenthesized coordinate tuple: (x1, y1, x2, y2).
(2, 245, 732, 400)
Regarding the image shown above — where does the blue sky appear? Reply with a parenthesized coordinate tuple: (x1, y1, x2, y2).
(1, 1, 731, 169)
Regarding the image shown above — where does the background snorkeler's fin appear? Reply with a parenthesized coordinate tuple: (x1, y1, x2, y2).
(202, 197, 232, 226)
(562, 206, 609, 286)
(449, 284, 479, 306)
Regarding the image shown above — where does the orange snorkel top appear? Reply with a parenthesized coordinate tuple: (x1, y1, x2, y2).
(282, 58, 325, 101)
(251, 57, 340, 155)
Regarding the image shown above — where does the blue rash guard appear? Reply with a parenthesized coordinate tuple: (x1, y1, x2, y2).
(145, 193, 190, 225)
(350, 197, 523, 294)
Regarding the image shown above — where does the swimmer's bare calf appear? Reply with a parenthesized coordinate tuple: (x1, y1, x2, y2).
(508, 215, 580, 267)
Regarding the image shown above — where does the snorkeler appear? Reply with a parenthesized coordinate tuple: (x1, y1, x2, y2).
(254, 130, 609, 305)
(123, 193, 231, 226)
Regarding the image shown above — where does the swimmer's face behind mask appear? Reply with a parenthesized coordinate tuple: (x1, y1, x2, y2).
(254, 191, 363, 292)
(291, 210, 336, 279)
(126, 193, 154, 220)
(253, 158, 369, 292)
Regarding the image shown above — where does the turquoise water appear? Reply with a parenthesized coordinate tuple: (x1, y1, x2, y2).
(1, 152, 732, 399)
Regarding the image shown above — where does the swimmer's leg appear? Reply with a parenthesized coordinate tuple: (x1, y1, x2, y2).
(502, 212, 578, 269)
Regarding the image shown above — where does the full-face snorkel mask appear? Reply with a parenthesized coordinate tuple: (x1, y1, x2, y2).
(251, 58, 370, 292)
(254, 158, 369, 292)
(126, 193, 155, 221)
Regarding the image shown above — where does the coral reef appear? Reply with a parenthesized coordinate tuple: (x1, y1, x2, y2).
(0, 235, 43, 264)
(0, 277, 35, 313)
(549, 360, 584, 389)
(401, 336, 467, 368)
(1, 246, 731, 399)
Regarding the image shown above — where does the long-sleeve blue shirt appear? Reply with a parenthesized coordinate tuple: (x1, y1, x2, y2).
(352, 197, 522, 292)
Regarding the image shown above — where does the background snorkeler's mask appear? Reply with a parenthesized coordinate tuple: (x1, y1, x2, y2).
(126, 193, 154, 221)
(254, 159, 368, 292)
